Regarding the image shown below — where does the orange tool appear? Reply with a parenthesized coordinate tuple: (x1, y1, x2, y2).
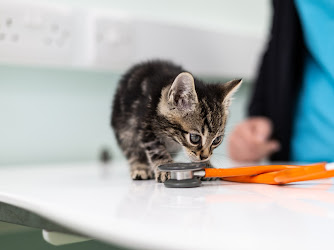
(274, 164, 334, 184)
(158, 162, 332, 188)
(222, 162, 327, 184)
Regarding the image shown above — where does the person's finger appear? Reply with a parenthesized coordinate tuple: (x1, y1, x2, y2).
(228, 118, 279, 162)
(229, 131, 264, 162)
(230, 123, 265, 158)
(249, 118, 273, 142)
(234, 136, 280, 162)
(228, 135, 252, 162)
(228, 131, 248, 161)
(235, 120, 260, 144)
(257, 140, 281, 159)
(236, 123, 265, 149)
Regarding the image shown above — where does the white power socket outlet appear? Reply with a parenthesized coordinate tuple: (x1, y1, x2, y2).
(0, 1, 76, 66)
(0, 1, 135, 71)
(85, 10, 134, 71)
(0, 1, 264, 78)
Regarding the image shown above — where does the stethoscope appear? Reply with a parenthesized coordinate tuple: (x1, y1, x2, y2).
(158, 162, 334, 188)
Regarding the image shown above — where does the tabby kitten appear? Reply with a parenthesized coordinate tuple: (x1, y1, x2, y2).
(111, 60, 242, 182)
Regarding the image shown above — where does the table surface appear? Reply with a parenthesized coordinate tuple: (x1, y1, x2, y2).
(0, 160, 334, 250)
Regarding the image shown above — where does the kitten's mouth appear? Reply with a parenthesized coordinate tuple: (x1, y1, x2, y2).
(188, 155, 211, 163)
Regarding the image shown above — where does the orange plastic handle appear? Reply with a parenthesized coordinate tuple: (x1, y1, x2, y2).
(222, 171, 281, 184)
(275, 168, 334, 184)
(204, 164, 304, 178)
(221, 162, 327, 185)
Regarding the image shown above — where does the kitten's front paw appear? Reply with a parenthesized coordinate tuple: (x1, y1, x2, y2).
(131, 169, 154, 180)
(155, 171, 171, 183)
(200, 177, 221, 181)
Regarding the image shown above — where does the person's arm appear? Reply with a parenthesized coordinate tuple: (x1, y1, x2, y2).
(228, 0, 306, 162)
(228, 0, 278, 162)
(228, 0, 289, 162)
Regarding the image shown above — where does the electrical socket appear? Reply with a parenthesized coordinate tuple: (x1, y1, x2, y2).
(0, 1, 264, 78)
(87, 10, 134, 71)
(0, 2, 76, 66)
(0, 2, 135, 71)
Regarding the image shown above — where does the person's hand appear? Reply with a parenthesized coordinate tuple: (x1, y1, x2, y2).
(228, 117, 280, 162)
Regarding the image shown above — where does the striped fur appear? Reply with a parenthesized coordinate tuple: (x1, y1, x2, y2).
(111, 60, 241, 182)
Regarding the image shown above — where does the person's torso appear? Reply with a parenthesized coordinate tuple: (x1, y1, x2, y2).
(291, 0, 334, 162)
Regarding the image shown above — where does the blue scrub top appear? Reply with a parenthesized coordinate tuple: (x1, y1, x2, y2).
(291, 0, 334, 162)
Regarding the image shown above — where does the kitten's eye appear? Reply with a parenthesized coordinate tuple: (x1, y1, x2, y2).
(212, 136, 222, 146)
(189, 134, 201, 144)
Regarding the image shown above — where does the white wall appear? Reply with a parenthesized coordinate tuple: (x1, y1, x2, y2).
(0, 0, 271, 78)
(0, 0, 271, 166)
(43, 0, 271, 39)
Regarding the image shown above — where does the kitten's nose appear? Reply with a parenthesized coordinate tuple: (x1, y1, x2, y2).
(200, 154, 209, 161)
(199, 149, 210, 161)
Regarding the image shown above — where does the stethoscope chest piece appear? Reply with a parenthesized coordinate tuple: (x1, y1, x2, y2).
(158, 162, 207, 188)
(164, 178, 201, 188)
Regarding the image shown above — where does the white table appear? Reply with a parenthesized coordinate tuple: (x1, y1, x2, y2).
(0, 161, 333, 249)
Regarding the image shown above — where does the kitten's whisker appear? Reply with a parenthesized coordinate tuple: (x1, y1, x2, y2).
(224, 124, 241, 130)
(213, 152, 233, 160)
(211, 157, 226, 168)
(225, 122, 241, 126)
(212, 152, 234, 162)
(211, 154, 235, 168)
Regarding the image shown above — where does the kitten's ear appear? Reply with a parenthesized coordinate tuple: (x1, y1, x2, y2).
(168, 72, 198, 112)
(221, 79, 242, 108)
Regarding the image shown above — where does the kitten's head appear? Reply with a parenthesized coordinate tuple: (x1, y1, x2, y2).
(158, 72, 242, 162)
